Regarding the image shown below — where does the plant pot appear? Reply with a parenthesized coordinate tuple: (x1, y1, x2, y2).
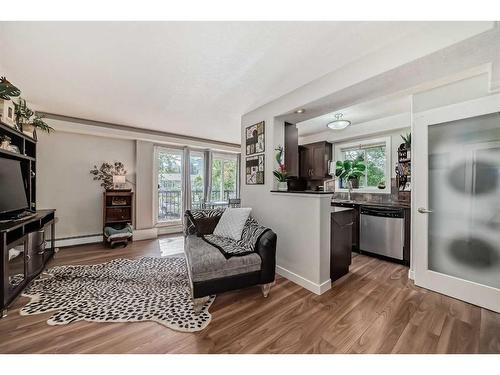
(349, 177, 359, 189)
(22, 123, 36, 138)
(277, 181, 288, 191)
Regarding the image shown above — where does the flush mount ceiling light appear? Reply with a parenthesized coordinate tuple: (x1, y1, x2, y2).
(327, 113, 351, 130)
(294, 108, 305, 114)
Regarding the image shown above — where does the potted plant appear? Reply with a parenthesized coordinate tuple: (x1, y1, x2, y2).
(90, 162, 127, 190)
(401, 132, 411, 149)
(335, 160, 366, 200)
(273, 146, 288, 191)
(14, 98, 54, 138)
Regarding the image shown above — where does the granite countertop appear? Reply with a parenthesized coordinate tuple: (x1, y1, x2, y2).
(270, 190, 334, 195)
(331, 199, 411, 208)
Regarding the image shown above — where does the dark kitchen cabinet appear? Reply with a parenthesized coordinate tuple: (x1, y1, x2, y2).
(284, 122, 299, 177)
(299, 141, 332, 180)
(331, 201, 359, 251)
(330, 208, 353, 282)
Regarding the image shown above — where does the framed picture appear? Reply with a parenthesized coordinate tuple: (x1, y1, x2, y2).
(0, 99, 16, 128)
(246, 154, 265, 185)
(245, 121, 265, 155)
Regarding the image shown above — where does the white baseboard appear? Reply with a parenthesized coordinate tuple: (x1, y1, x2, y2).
(276, 265, 331, 295)
(55, 228, 158, 247)
(408, 268, 415, 280)
(133, 228, 158, 240)
(56, 235, 103, 248)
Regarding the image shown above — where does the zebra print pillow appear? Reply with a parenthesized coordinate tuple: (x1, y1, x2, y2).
(203, 217, 269, 258)
(184, 209, 225, 237)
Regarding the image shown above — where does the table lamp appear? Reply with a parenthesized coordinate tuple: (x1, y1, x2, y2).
(113, 175, 126, 190)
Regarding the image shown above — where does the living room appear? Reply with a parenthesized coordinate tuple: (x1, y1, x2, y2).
(1, 1, 500, 372)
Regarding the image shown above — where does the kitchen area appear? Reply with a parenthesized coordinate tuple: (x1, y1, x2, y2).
(269, 106, 412, 292)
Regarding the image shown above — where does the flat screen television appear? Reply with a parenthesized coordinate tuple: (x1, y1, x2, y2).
(0, 158, 29, 215)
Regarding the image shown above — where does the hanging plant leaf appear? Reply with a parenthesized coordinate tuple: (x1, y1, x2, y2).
(0, 77, 21, 100)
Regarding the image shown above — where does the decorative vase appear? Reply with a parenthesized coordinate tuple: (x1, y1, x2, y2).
(277, 181, 288, 191)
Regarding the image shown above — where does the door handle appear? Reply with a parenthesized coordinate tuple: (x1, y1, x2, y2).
(418, 207, 433, 214)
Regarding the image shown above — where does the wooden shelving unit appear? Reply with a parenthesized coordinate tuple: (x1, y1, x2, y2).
(0, 121, 56, 316)
(396, 144, 411, 201)
(0, 121, 37, 211)
(102, 190, 134, 245)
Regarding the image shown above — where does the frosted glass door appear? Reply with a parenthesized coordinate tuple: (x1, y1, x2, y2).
(427, 113, 500, 290)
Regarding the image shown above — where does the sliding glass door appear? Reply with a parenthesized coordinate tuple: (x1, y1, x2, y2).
(155, 148, 239, 225)
(211, 154, 237, 202)
(156, 147, 183, 223)
(190, 151, 205, 209)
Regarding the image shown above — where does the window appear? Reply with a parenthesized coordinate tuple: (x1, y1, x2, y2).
(336, 137, 391, 193)
(155, 147, 240, 226)
(190, 151, 204, 209)
(211, 154, 238, 201)
(156, 147, 183, 223)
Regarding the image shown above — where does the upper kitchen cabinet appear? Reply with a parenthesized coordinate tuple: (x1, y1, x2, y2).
(299, 141, 332, 180)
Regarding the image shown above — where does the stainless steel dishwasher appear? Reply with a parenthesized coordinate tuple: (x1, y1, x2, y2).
(359, 206, 404, 260)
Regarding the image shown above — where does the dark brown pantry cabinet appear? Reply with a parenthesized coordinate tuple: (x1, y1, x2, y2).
(330, 208, 353, 282)
(299, 141, 332, 180)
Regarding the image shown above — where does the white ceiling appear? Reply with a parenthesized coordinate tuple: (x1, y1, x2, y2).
(0, 21, 461, 143)
(295, 95, 411, 136)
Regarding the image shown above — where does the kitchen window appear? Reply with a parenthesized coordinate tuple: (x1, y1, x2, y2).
(335, 137, 391, 193)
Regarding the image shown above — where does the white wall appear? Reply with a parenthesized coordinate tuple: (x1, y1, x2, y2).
(37, 131, 135, 239)
(135, 141, 154, 230)
(36, 118, 240, 244)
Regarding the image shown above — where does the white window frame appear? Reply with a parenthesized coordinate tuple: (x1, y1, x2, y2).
(334, 136, 392, 194)
(153, 145, 184, 227)
(189, 150, 205, 209)
(212, 152, 239, 201)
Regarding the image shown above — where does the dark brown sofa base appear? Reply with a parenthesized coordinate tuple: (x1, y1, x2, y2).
(192, 271, 261, 298)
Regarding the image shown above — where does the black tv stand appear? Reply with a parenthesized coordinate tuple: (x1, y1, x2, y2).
(1, 209, 56, 317)
(0, 210, 37, 223)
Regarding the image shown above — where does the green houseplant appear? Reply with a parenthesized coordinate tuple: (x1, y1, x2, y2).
(401, 132, 411, 149)
(335, 160, 366, 200)
(90, 162, 127, 190)
(14, 98, 54, 137)
(273, 146, 288, 191)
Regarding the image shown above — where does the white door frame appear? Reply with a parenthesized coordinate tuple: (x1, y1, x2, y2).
(413, 92, 500, 313)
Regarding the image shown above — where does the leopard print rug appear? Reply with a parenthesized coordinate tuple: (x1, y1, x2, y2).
(20, 257, 215, 332)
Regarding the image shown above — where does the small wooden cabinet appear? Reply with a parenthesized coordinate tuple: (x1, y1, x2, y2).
(103, 191, 133, 244)
(299, 141, 332, 180)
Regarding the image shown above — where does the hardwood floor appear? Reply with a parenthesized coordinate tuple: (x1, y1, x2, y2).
(1, 236, 499, 354)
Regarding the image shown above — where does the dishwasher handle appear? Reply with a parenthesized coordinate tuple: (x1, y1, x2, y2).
(360, 206, 404, 218)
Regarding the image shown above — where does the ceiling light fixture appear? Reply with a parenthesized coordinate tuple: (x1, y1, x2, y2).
(294, 108, 305, 114)
(327, 113, 351, 130)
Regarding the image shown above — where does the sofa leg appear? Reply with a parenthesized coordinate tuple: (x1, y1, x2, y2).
(261, 282, 273, 298)
(192, 296, 210, 314)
